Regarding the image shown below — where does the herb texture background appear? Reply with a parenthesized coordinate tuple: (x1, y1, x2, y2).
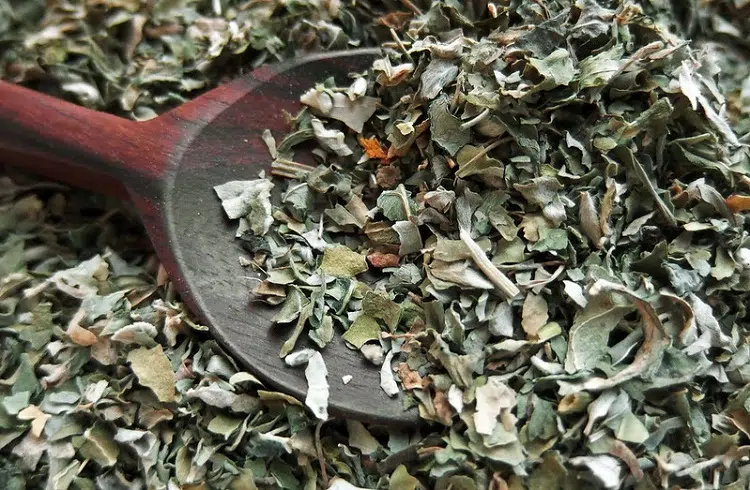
(3, 1, 750, 489)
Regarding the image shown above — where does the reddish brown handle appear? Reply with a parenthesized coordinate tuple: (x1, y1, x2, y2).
(0, 81, 170, 199)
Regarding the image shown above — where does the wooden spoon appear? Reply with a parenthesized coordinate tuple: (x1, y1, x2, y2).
(0, 49, 416, 425)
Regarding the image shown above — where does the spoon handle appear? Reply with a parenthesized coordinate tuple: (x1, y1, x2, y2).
(0, 81, 170, 199)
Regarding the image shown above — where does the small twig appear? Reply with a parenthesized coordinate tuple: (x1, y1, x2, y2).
(271, 159, 315, 179)
(460, 108, 491, 130)
(458, 136, 511, 171)
(315, 420, 328, 486)
(389, 28, 410, 58)
(460, 228, 520, 299)
(496, 260, 566, 271)
(399, 0, 422, 15)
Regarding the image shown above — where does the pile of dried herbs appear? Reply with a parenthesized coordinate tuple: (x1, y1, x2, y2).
(0, 0, 398, 118)
(5, 1, 750, 489)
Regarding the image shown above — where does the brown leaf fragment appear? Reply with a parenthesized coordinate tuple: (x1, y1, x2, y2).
(599, 178, 616, 236)
(397, 363, 423, 390)
(726, 194, 750, 213)
(728, 410, 750, 439)
(66, 308, 97, 346)
(367, 252, 400, 268)
(254, 280, 287, 298)
(579, 191, 604, 248)
(376, 166, 402, 189)
(609, 440, 644, 481)
(17, 405, 50, 438)
(433, 390, 454, 425)
(68, 323, 98, 346)
(359, 135, 388, 160)
(375, 11, 413, 30)
(558, 392, 593, 414)
(522, 293, 548, 338)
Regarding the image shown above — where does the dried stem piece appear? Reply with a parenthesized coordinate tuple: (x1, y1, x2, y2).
(459, 228, 520, 300)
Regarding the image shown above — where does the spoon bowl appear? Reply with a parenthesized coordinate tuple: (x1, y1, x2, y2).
(0, 48, 417, 424)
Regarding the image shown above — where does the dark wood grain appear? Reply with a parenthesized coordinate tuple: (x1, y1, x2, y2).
(0, 49, 418, 425)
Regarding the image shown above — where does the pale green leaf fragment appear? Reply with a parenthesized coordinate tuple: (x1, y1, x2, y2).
(109, 321, 159, 346)
(300, 89, 379, 133)
(565, 294, 630, 373)
(328, 477, 375, 490)
(208, 414, 243, 438)
(267, 268, 296, 285)
(311, 118, 352, 156)
(474, 377, 516, 435)
(343, 315, 381, 348)
(529, 48, 576, 91)
(434, 238, 491, 262)
(48, 254, 109, 299)
(320, 245, 368, 277)
(309, 316, 334, 348)
(616, 412, 649, 444)
(483, 421, 518, 447)
(515, 177, 562, 206)
(393, 221, 423, 256)
(377, 185, 415, 221)
(79, 425, 119, 467)
(114, 428, 158, 473)
(229, 372, 264, 386)
(280, 304, 312, 358)
(13, 303, 54, 350)
(0, 239, 24, 277)
(428, 260, 495, 290)
(455, 145, 505, 179)
(12, 354, 40, 397)
(2, 390, 30, 415)
(530, 228, 568, 252)
(346, 419, 380, 455)
(577, 45, 624, 89)
(712, 247, 735, 280)
(50, 460, 81, 490)
(127, 345, 176, 402)
(304, 351, 329, 420)
(429, 94, 470, 156)
(492, 238, 526, 264)
(389, 465, 421, 490)
(285, 348, 317, 367)
(214, 179, 275, 236)
(325, 204, 361, 227)
(186, 383, 261, 412)
(469, 439, 525, 466)
(563, 280, 588, 308)
(80, 291, 126, 324)
(622, 212, 655, 236)
(273, 288, 308, 324)
(528, 398, 559, 441)
(421, 58, 459, 100)
(362, 291, 401, 331)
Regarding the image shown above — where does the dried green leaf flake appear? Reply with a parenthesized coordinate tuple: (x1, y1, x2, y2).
(342, 315, 381, 349)
(127, 345, 176, 402)
(320, 245, 368, 278)
(429, 95, 471, 156)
